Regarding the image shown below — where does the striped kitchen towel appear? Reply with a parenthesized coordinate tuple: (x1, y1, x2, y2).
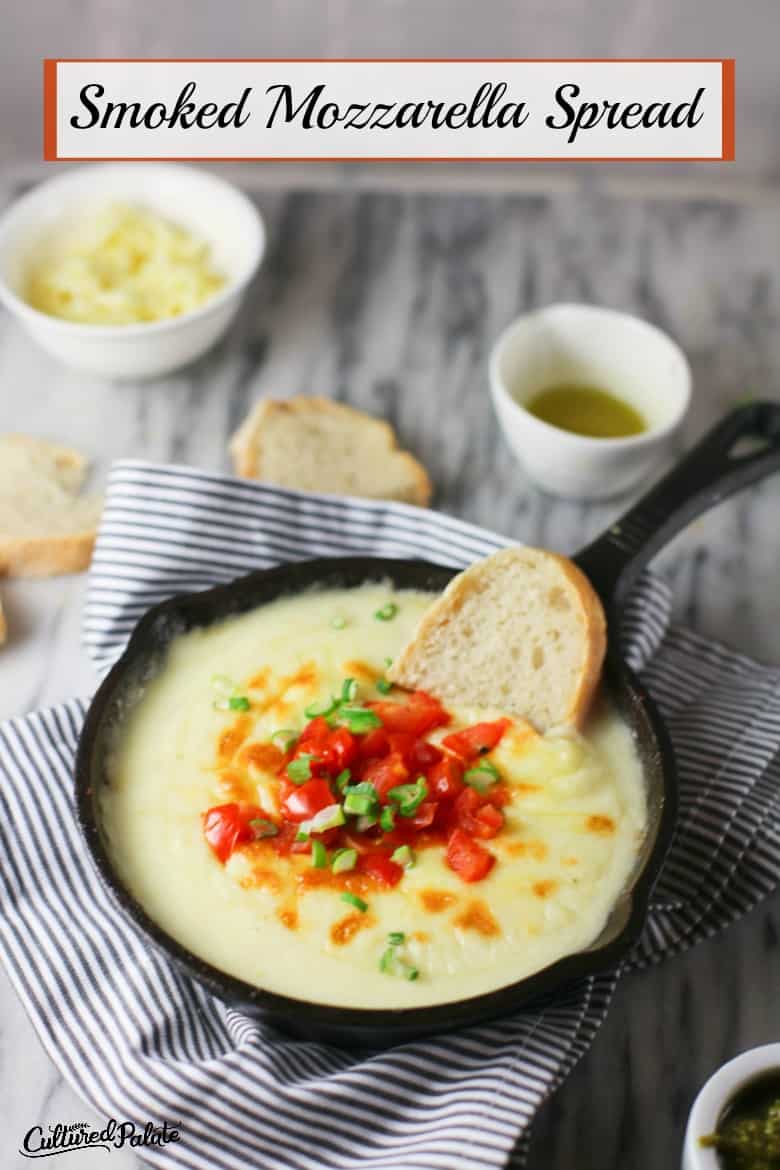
(1, 460, 778, 1170)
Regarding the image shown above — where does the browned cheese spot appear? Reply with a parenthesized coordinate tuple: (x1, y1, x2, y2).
(248, 668, 271, 691)
(216, 768, 255, 802)
(532, 879, 559, 899)
(238, 865, 282, 893)
(330, 912, 376, 946)
(586, 814, 616, 835)
(505, 840, 548, 861)
(419, 889, 457, 913)
(453, 900, 501, 938)
(240, 742, 284, 772)
(217, 713, 254, 764)
(278, 907, 299, 931)
(344, 659, 379, 684)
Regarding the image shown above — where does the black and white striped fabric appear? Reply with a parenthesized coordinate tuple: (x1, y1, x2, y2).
(1, 460, 778, 1170)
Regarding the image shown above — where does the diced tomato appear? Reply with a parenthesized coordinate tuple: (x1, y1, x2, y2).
(282, 778, 335, 823)
(359, 852, 404, 887)
(411, 800, 439, 829)
(358, 728, 390, 762)
(428, 756, 465, 801)
(362, 751, 409, 803)
(321, 726, 358, 772)
(446, 828, 495, 882)
(441, 718, 512, 762)
(202, 803, 261, 863)
(297, 716, 331, 751)
(368, 691, 450, 736)
(409, 739, 443, 770)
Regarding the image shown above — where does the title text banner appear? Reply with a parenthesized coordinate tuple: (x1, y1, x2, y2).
(44, 59, 735, 162)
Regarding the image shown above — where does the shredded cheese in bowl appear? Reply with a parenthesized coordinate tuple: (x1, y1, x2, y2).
(25, 203, 226, 325)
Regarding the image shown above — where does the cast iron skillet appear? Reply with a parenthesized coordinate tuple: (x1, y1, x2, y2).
(76, 402, 780, 1046)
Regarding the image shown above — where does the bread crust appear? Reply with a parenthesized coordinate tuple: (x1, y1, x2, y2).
(229, 396, 432, 506)
(389, 546, 607, 731)
(0, 532, 97, 578)
(0, 435, 101, 578)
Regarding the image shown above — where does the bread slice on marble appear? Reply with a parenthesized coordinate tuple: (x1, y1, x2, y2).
(0, 435, 103, 577)
(388, 546, 607, 732)
(229, 397, 432, 506)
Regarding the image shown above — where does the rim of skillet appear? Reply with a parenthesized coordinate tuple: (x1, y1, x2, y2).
(74, 555, 678, 1039)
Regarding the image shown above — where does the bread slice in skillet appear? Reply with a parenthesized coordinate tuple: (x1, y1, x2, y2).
(388, 546, 607, 732)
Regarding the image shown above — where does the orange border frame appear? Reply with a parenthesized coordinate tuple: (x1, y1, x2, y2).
(43, 58, 735, 163)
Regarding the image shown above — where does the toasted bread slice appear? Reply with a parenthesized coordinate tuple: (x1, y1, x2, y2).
(388, 546, 607, 732)
(0, 435, 103, 577)
(230, 397, 432, 506)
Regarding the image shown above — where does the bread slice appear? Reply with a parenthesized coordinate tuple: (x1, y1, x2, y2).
(230, 397, 432, 505)
(0, 435, 103, 577)
(388, 546, 607, 732)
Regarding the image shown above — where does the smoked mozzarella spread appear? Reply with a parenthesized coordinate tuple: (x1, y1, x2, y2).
(102, 584, 647, 1009)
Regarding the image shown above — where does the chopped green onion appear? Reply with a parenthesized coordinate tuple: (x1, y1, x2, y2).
(287, 754, 314, 784)
(348, 781, 379, 796)
(391, 844, 415, 868)
(249, 818, 279, 839)
(376, 678, 393, 694)
(330, 616, 347, 629)
(356, 814, 378, 832)
(335, 769, 352, 792)
(311, 840, 328, 868)
(337, 706, 383, 734)
(383, 657, 393, 668)
(212, 698, 231, 711)
(228, 695, 251, 712)
(304, 695, 340, 719)
(295, 829, 309, 843)
(464, 759, 500, 793)
(340, 678, 359, 703)
(300, 804, 346, 835)
(380, 806, 396, 832)
(331, 848, 358, 874)
(271, 729, 299, 750)
(379, 947, 396, 973)
(388, 777, 428, 817)
(344, 791, 376, 816)
(341, 892, 368, 913)
(374, 603, 398, 621)
(380, 931, 418, 980)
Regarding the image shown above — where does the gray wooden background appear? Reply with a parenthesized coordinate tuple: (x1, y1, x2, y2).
(1, 0, 779, 185)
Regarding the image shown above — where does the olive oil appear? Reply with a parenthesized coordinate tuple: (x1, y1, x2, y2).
(525, 385, 646, 439)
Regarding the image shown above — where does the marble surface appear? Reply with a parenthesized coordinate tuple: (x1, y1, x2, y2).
(1, 169, 779, 1169)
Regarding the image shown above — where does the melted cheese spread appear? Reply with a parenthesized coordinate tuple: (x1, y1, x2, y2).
(102, 584, 647, 1008)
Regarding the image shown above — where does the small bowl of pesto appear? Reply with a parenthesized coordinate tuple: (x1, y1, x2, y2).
(0, 163, 264, 379)
(489, 303, 691, 499)
(683, 1044, 780, 1170)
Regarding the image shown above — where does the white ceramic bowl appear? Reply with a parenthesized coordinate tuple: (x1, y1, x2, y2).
(489, 303, 692, 500)
(682, 1043, 780, 1170)
(0, 164, 265, 379)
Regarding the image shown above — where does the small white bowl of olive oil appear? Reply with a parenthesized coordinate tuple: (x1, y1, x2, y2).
(489, 303, 691, 500)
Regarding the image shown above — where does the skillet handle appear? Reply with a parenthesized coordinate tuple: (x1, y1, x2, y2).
(574, 401, 780, 610)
